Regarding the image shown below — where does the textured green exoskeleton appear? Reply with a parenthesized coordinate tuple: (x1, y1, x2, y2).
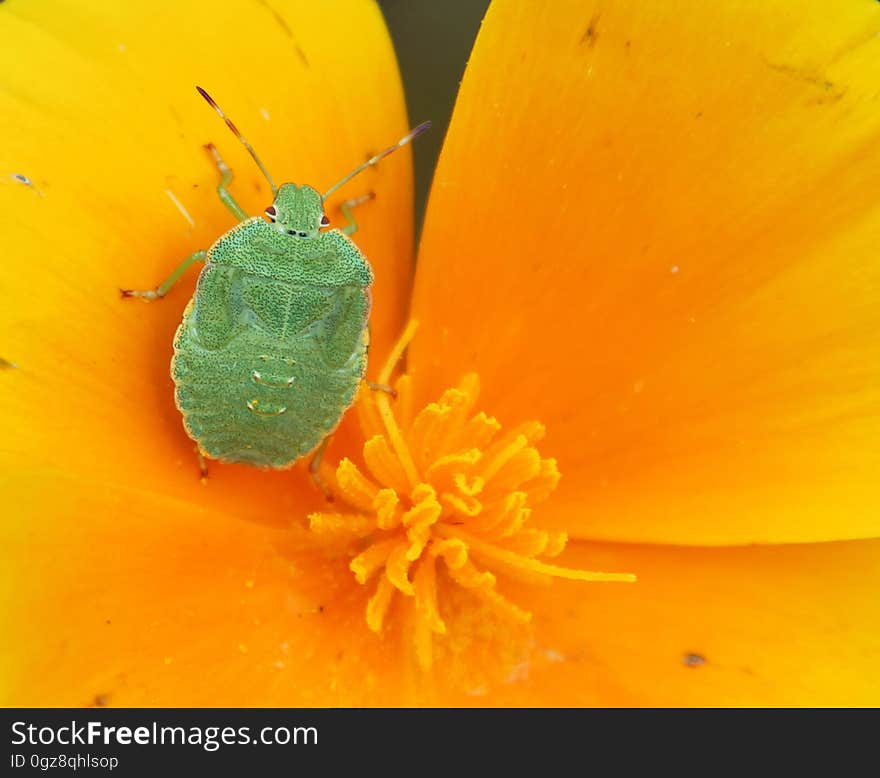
(123, 87, 428, 473)
(172, 186, 372, 467)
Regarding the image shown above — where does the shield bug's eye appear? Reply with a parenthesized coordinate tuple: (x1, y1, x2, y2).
(320, 214, 330, 227)
(264, 205, 277, 222)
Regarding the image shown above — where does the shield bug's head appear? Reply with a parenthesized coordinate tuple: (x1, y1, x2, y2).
(265, 184, 328, 239)
(196, 85, 431, 241)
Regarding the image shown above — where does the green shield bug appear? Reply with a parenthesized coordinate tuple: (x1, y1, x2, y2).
(123, 87, 429, 489)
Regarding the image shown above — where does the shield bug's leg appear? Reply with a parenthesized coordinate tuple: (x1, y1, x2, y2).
(120, 250, 207, 300)
(359, 327, 398, 399)
(340, 192, 375, 237)
(309, 436, 334, 502)
(205, 143, 249, 222)
(322, 121, 432, 233)
(197, 449, 209, 483)
(367, 380, 397, 398)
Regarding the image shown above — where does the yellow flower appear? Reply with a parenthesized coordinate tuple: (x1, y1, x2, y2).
(2, 0, 879, 706)
(307, 322, 634, 672)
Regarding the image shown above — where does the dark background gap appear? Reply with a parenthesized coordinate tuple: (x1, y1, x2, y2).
(377, 0, 491, 236)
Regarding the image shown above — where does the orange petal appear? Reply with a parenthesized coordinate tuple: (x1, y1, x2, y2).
(410, 0, 880, 544)
(0, 0, 413, 528)
(7, 471, 876, 706)
(423, 538, 880, 707)
(0, 471, 414, 707)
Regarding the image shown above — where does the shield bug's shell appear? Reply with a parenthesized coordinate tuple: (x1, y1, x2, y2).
(171, 191, 372, 468)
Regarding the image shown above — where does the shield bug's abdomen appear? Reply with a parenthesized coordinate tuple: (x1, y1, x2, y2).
(171, 218, 373, 468)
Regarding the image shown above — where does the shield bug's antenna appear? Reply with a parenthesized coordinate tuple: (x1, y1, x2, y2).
(196, 86, 278, 194)
(322, 121, 432, 201)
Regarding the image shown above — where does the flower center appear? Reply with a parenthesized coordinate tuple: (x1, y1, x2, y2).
(308, 321, 635, 669)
